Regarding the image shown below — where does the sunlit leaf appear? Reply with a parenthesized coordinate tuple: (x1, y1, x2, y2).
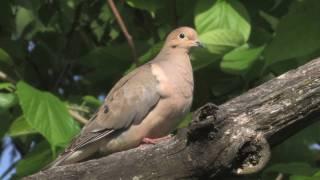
(195, 0, 250, 40)
(221, 44, 265, 75)
(199, 29, 245, 54)
(16, 81, 80, 147)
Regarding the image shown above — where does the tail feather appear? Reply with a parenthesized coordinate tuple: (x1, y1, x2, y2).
(43, 151, 74, 170)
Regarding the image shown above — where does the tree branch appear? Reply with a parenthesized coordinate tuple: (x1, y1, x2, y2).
(26, 57, 320, 179)
(107, 0, 138, 65)
(68, 109, 89, 125)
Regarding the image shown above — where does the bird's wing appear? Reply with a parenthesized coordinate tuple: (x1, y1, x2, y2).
(67, 63, 160, 152)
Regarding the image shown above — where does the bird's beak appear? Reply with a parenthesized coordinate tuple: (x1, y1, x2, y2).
(195, 41, 204, 48)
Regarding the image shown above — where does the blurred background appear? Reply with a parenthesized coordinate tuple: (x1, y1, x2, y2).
(0, 0, 320, 179)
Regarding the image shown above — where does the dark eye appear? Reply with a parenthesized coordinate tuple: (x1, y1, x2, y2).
(179, 33, 185, 39)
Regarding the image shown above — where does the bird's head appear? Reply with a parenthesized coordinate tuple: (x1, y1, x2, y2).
(164, 27, 203, 51)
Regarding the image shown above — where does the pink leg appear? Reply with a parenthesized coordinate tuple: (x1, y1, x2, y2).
(142, 135, 172, 144)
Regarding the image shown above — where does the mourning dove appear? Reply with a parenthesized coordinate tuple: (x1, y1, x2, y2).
(48, 27, 202, 168)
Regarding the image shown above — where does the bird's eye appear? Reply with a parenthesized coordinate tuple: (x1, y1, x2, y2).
(179, 33, 185, 39)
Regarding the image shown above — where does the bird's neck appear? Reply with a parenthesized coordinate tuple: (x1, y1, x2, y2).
(154, 47, 190, 64)
(153, 48, 193, 81)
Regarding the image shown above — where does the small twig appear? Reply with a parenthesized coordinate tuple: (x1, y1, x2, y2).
(275, 173, 283, 180)
(68, 109, 89, 124)
(67, 105, 90, 113)
(0, 71, 16, 84)
(107, 0, 138, 65)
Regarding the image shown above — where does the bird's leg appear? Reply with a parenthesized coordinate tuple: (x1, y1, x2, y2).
(142, 135, 172, 144)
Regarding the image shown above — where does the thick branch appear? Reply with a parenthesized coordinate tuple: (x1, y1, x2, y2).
(26, 57, 320, 179)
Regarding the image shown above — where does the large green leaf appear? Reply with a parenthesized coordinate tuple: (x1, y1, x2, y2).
(195, 0, 250, 41)
(16, 81, 80, 147)
(264, 0, 320, 65)
(199, 29, 245, 54)
(221, 44, 265, 75)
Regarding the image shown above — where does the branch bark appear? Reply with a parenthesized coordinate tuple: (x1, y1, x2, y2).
(26, 57, 320, 179)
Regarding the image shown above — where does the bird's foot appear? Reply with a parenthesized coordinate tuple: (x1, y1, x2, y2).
(142, 135, 172, 145)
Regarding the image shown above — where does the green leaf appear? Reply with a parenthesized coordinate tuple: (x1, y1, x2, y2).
(9, 116, 37, 137)
(83, 95, 102, 107)
(0, 82, 15, 92)
(195, 0, 250, 41)
(199, 29, 245, 54)
(264, 0, 320, 65)
(16, 141, 53, 177)
(15, 6, 36, 38)
(0, 93, 18, 112)
(221, 44, 265, 75)
(16, 81, 80, 147)
(0, 48, 13, 66)
(90, 6, 111, 42)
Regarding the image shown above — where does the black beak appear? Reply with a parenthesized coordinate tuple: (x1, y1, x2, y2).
(196, 41, 204, 48)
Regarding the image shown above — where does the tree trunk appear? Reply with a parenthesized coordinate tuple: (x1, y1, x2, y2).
(26, 57, 320, 180)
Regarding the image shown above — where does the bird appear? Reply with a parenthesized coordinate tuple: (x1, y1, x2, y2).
(48, 26, 202, 168)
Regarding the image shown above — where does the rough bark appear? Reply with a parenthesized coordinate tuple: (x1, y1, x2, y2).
(26, 58, 320, 180)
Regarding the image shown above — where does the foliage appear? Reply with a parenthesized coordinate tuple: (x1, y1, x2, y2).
(0, 0, 319, 178)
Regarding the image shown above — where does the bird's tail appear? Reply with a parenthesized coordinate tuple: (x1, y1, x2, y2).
(42, 151, 74, 170)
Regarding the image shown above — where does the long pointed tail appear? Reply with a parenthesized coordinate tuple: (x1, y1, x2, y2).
(43, 151, 74, 170)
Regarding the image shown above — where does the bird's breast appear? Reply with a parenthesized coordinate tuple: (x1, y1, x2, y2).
(151, 61, 194, 99)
